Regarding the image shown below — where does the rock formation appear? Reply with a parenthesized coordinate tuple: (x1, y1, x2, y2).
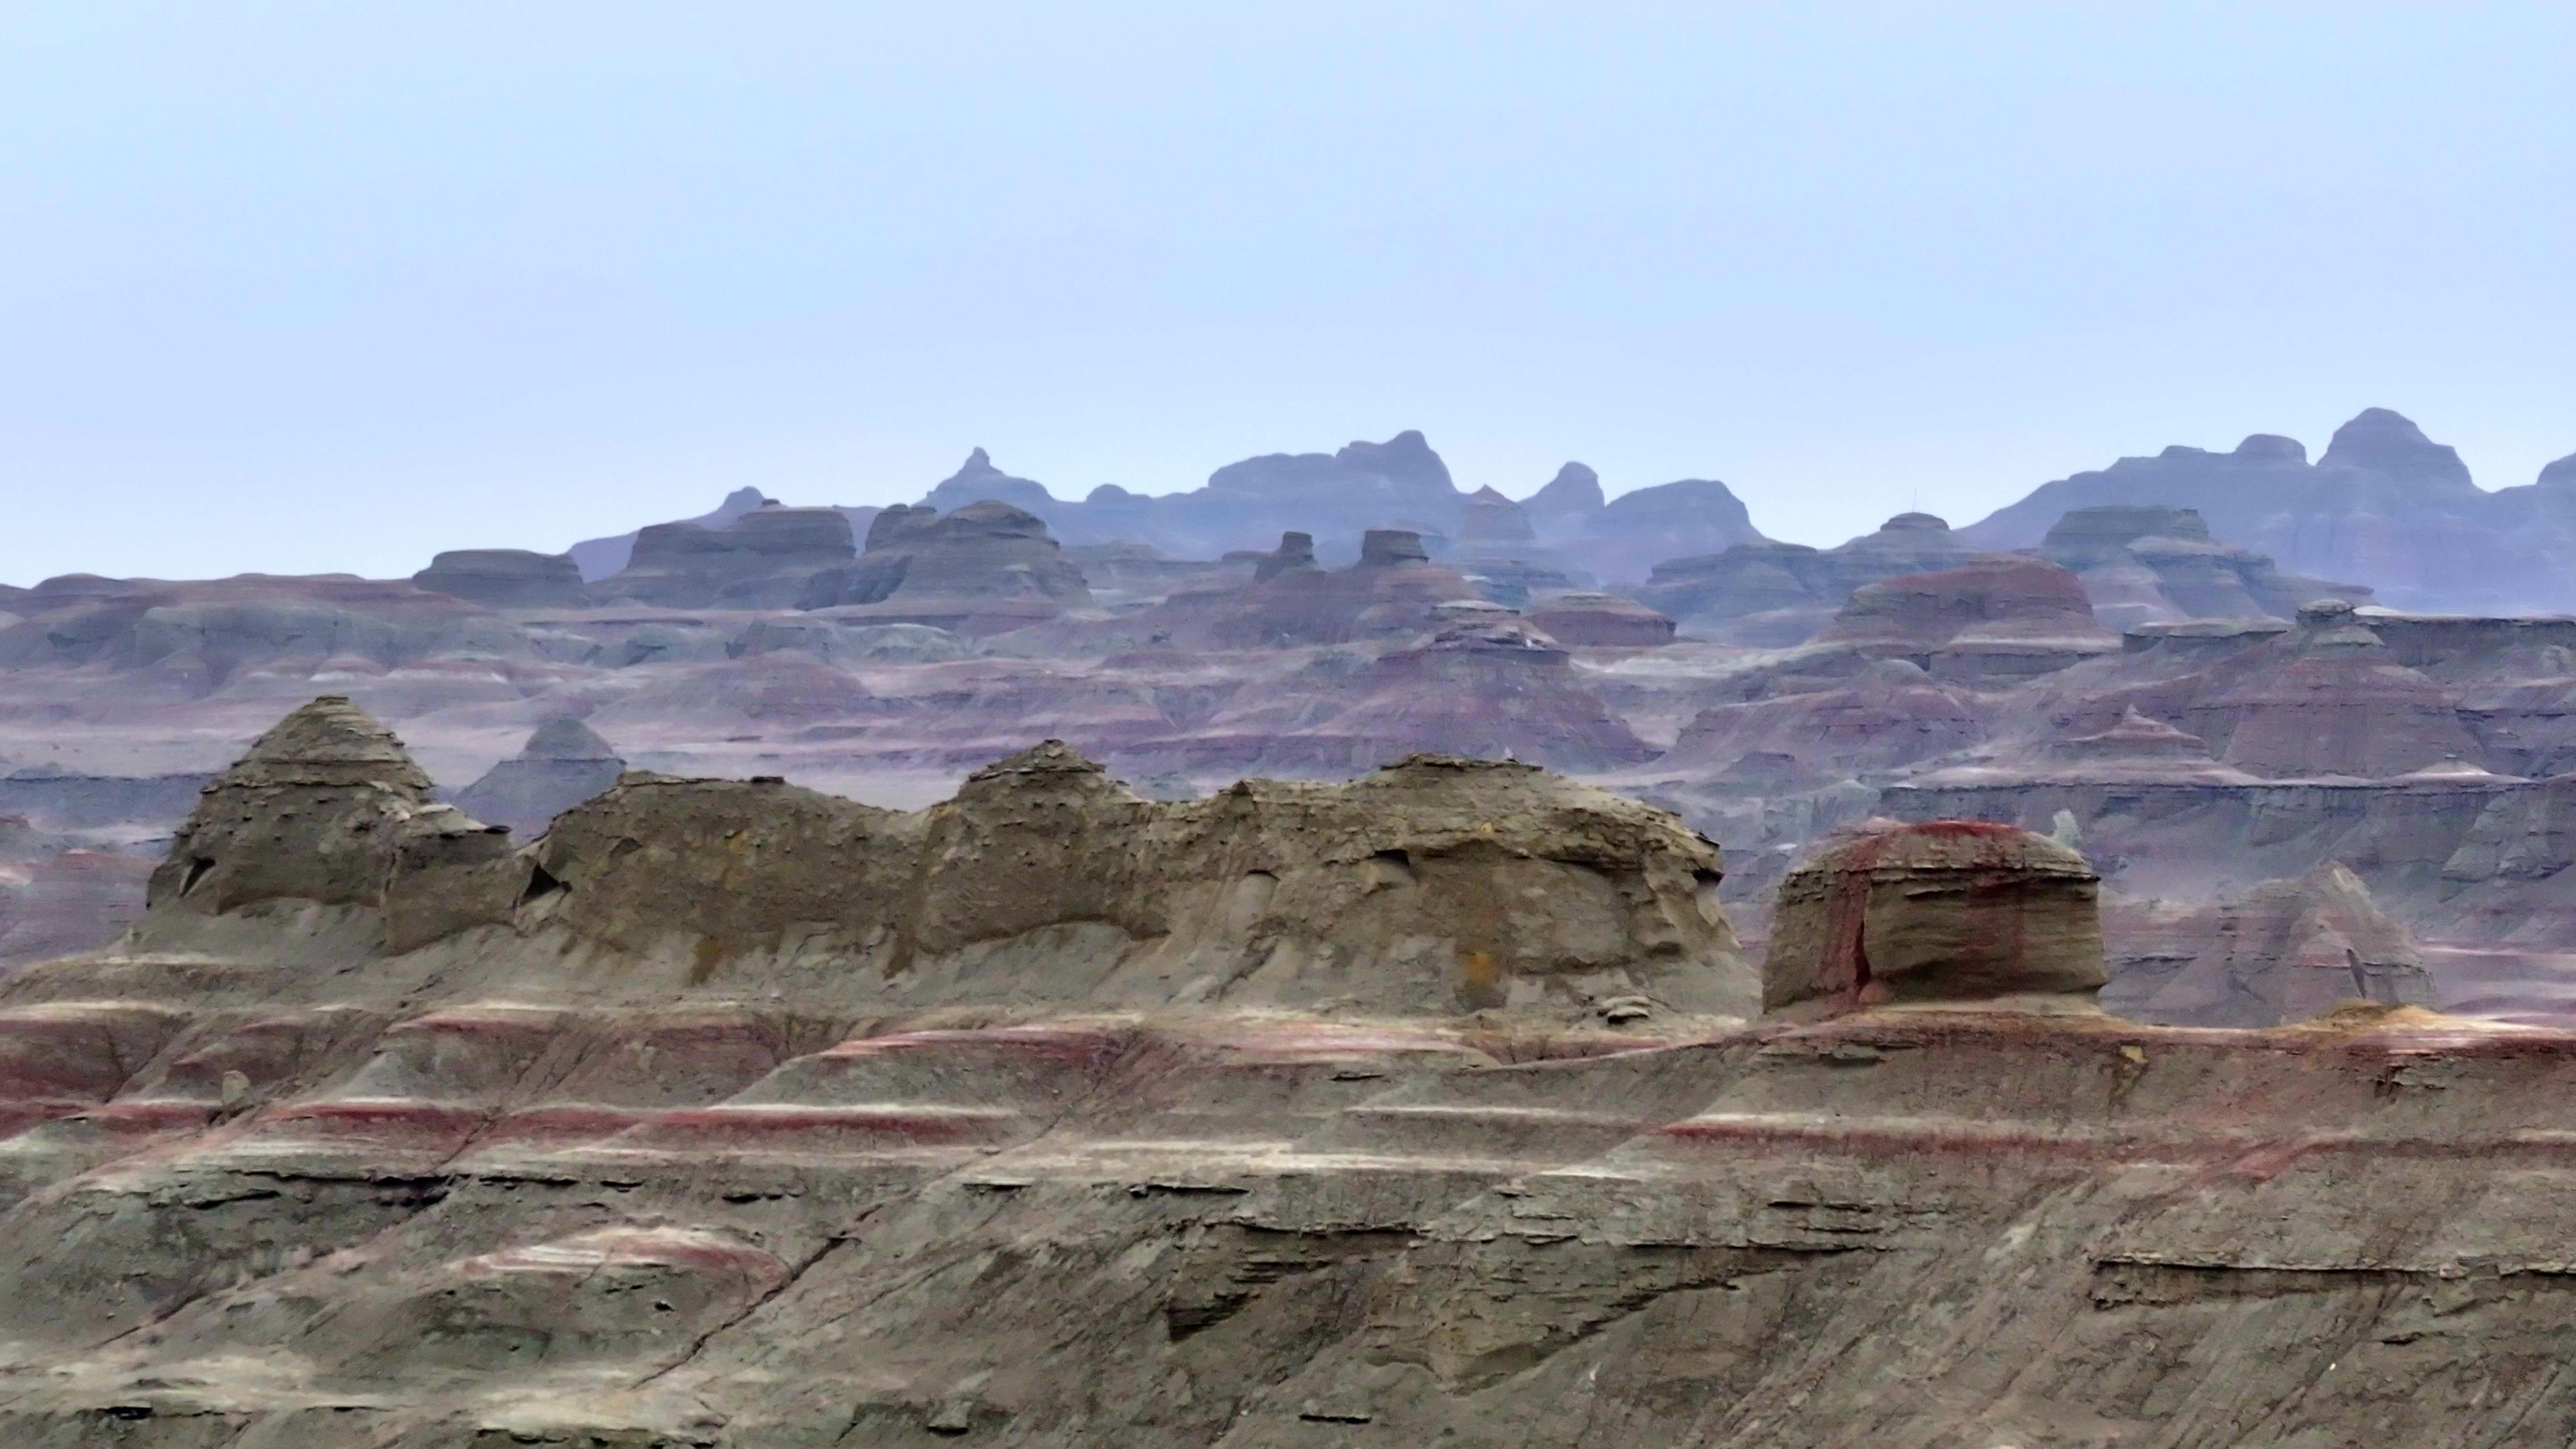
(6, 698, 2576, 1444)
(0, 574, 535, 698)
(1763, 819, 2108, 1016)
(126, 702, 1755, 1020)
(2031, 505, 2368, 631)
(1240, 620, 1659, 773)
(803, 500, 1093, 633)
(1525, 591, 1676, 647)
(1634, 512, 1975, 645)
(920, 446, 1065, 521)
(409, 548, 588, 608)
(1815, 555, 2118, 678)
(1157, 529, 1479, 648)
(1563, 478, 1765, 584)
(2104, 862, 2434, 1026)
(1450, 486, 1587, 606)
(588, 502, 862, 609)
(2177, 602, 2483, 779)
(1664, 659, 1987, 780)
(449, 718, 627, 838)
(144, 696, 514, 943)
(1964, 408, 2576, 613)
(566, 483, 769, 581)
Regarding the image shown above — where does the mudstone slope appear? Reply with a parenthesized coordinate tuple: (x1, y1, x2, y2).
(0, 702, 2569, 1444)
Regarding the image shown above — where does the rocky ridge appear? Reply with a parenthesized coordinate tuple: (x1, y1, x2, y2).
(0, 700, 2569, 1443)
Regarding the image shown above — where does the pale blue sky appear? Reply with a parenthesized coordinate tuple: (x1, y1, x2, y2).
(5, 2, 2571, 584)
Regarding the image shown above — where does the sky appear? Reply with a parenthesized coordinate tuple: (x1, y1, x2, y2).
(4, 2, 2573, 585)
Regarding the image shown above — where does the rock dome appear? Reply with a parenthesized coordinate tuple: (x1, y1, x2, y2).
(1764, 820, 2107, 1015)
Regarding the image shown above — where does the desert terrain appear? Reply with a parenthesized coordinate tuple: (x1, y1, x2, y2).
(7, 413, 2576, 1441)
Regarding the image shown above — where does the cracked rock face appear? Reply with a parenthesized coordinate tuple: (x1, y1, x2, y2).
(1763, 819, 2108, 1015)
(9, 698, 2576, 1446)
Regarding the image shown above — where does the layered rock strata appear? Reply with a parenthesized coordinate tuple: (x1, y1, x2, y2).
(3, 724, 2565, 1443)
(1764, 820, 2108, 1016)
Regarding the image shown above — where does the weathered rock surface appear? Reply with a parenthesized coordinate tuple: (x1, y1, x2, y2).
(5, 702, 2576, 1444)
(1763, 820, 2108, 1015)
(143, 696, 508, 922)
(409, 548, 590, 608)
(2105, 862, 2433, 1026)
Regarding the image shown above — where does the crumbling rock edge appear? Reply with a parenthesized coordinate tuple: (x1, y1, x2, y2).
(125, 698, 1758, 1020)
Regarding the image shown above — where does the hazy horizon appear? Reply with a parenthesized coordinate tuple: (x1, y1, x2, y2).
(7, 3, 2573, 585)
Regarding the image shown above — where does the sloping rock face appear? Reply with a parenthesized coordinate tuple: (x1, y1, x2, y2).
(1228, 621, 1659, 773)
(1964, 409, 2575, 613)
(1664, 659, 1987, 780)
(1764, 820, 2108, 1015)
(1635, 512, 1975, 645)
(2178, 602, 2484, 779)
(144, 697, 513, 932)
(1817, 555, 2118, 679)
(2106, 862, 2434, 1026)
(0, 824, 151, 966)
(1565, 478, 1764, 584)
(2033, 504, 2368, 631)
(590, 504, 862, 609)
(12, 702, 2576, 1444)
(1527, 591, 1675, 647)
(408, 549, 588, 608)
(449, 718, 627, 839)
(921, 446, 1065, 519)
(567, 484, 769, 581)
(121, 710, 1754, 1020)
(806, 500, 1093, 632)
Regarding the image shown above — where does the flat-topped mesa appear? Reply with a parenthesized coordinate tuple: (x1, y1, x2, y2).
(594, 503, 860, 608)
(809, 499, 1093, 632)
(410, 548, 588, 608)
(1525, 591, 1676, 647)
(144, 696, 511, 924)
(2038, 504, 2214, 562)
(1358, 529, 1433, 567)
(1819, 555, 2118, 679)
(1764, 820, 2107, 1018)
(1251, 530, 1319, 583)
(125, 706, 1756, 1019)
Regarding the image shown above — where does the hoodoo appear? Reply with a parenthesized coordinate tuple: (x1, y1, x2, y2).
(1763, 819, 2108, 1015)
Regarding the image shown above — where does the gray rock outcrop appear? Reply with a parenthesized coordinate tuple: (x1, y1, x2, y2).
(450, 718, 627, 839)
(409, 549, 589, 609)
